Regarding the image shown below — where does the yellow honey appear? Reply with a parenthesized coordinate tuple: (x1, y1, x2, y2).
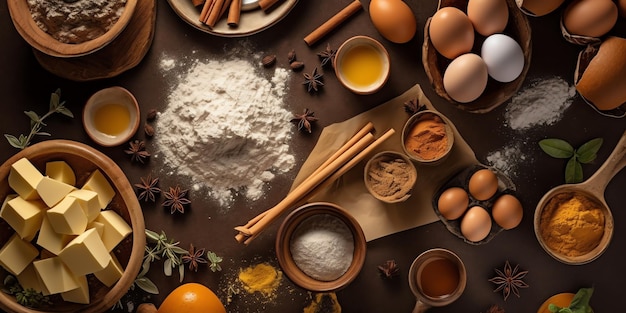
(340, 44, 384, 88)
(93, 103, 130, 137)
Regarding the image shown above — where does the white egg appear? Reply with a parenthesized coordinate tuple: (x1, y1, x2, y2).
(480, 34, 524, 83)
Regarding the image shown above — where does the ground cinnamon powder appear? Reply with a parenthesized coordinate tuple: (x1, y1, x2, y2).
(366, 157, 415, 201)
(404, 115, 448, 160)
(539, 192, 605, 257)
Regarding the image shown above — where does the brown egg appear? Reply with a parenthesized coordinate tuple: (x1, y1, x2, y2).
(442, 53, 488, 103)
(429, 7, 475, 59)
(563, 0, 618, 38)
(518, 0, 565, 16)
(437, 187, 469, 220)
(468, 168, 498, 200)
(576, 36, 626, 111)
(618, 0, 626, 18)
(461, 206, 492, 242)
(492, 194, 523, 230)
(467, 0, 509, 36)
(369, 0, 417, 44)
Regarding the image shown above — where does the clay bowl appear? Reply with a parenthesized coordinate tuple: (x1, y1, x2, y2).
(364, 151, 417, 203)
(534, 131, 626, 265)
(401, 110, 455, 165)
(7, 0, 137, 57)
(82, 87, 141, 147)
(276, 202, 366, 292)
(422, 0, 532, 113)
(0, 140, 145, 313)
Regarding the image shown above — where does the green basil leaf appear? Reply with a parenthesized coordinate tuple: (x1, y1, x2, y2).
(569, 288, 594, 313)
(576, 138, 603, 164)
(540, 139, 575, 159)
(134, 277, 159, 294)
(5, 134, 24, 149)
(565, 157, 583, 183)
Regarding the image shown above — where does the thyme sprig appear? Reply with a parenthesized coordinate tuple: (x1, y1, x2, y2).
(4, 88, 73, 149)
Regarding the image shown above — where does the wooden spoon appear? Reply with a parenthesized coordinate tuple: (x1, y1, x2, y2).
(534, 130, 626, 265)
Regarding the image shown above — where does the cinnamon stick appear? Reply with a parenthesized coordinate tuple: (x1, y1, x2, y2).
(206, 0, 226, 27)
(304, 0, 363, 46)
(199, 0, 214, 23)
(228, 0, 242, 27)
(259, 0, 280, 11)
(192, 0, 205, 7)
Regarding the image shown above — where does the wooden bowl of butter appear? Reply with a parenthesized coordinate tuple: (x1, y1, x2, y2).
(0, 140, 145, 313)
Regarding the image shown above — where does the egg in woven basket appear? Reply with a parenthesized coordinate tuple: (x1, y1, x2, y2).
(7, 0, 137, 57)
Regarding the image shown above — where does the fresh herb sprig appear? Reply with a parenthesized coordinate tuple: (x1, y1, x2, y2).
(539, 137, 603, 183)
(549, 287, 594, 313)
(4, 88, 73, 149)
(2, 275, 51, 308)
(206, 251, 223, 272)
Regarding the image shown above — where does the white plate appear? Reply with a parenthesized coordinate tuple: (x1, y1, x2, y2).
(166, 0, 298, 37)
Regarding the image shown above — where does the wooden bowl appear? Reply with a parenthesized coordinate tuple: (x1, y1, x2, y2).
(401, 110, 455, 165)
(0, 140, 145, 313)
(364, 151, 417, 203)
(422, 0, 532, 113)
(7, 0, 137, 58)
(275, 202, 366, 292)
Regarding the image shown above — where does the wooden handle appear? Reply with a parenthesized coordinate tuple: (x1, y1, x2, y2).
(304, 0, 363, 46)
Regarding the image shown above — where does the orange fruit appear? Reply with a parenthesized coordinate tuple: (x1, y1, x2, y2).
(157, 283, 226, 313)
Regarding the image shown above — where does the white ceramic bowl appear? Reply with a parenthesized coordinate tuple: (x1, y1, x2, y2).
(82, 87, 140, 147)
(334, 36, 391, 95)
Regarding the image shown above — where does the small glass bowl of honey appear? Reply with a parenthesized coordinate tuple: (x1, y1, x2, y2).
(82, 86, 140, 147)
(334, 36, 391, 95)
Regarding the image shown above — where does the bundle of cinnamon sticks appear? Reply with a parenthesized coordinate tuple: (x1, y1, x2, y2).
(192, 0, 284, 28)
(234, 122, 396, 245)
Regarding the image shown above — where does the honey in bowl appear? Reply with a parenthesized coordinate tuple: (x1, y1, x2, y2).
(334, 36, 390, 95)
(93, 103, 131, 137)
(418, 257, 461, 298)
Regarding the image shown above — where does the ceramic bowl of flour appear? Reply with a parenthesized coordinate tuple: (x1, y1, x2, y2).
(7, 0, 137, 57)
(276, 202, 366, 292)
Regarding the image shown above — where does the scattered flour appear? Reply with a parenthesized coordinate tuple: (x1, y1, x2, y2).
(486, 142, 529, 180)
(155, 57, 295, 208)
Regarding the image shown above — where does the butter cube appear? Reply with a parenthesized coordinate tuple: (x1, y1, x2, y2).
(45, 161, 76, 186)
(67, 189, 100, 222)
(37, 215, 76, 255)
(59, 228, 111, 276)
(87, 221, 105, 237)
(61, 275, 89, 304)
(36, 176, 76, 207)
(95, 210, 132, 251)
(17, 263, 45, 294)
(47, 197, 88, 235)
(1, 196, 46, 241)
(94, 253, 124, 287)
(81, 170, 115, 209)
(33, 257, 80, 295)
(8, 157, 43, 200)
(0, 234, 39, 275)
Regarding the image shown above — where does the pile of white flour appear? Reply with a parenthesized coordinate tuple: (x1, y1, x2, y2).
(155, 57, 295, 207)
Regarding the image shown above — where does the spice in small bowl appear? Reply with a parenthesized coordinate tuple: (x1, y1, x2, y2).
(275, 202, 366, 292)
(82, 87, 140, 147)
(334, 36, 390, 95)
(402, 110, 454, 165)
(364, 151, 417, 203)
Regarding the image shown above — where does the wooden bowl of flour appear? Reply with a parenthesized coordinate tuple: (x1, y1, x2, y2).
(7, 0, 137, 57)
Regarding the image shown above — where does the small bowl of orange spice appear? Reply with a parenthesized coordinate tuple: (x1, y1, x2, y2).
(334, 36, 391, 95)
(402, 110, 455, 165)
(82, 87, 140, 147)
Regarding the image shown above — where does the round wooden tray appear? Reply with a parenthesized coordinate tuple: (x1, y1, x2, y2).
(32, 0, 156, 82)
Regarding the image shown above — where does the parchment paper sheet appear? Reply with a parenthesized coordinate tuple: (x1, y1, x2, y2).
(291, 84, 479, 241)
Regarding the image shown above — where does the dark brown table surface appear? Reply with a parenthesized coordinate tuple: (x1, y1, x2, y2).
(2, 1, 626, 312)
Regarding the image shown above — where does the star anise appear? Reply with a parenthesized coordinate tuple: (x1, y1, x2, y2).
(124, 140, 150, 163)
(134, 174, 160, 202)
(290, 108, 318, 133)
(162, 185, 191, 214)
(303, 67, 324, 93)
(404, 96, 426, 115)
(488, 261, 529, 301)
(317, 43, 336, 67)
(182, 243, 207, 272)
(377, 259, 399, 278)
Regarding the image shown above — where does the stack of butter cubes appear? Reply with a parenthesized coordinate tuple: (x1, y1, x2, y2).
(0, 157, 132, 304)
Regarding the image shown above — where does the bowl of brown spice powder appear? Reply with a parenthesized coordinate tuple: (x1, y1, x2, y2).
(7, 0, 137, 57)
(402, 110, 454, 165)
(364, 151, 417, 203)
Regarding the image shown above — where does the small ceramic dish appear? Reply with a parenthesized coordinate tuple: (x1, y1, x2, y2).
(334, 36, 391, 95)
(0, 140, 145, 313)
(7, 0, 137, 58)
(276, 202, 366, 292)
(82, 87, 140, 147)
(364, 151, 417, 203)
(402, 110, 454, 165)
